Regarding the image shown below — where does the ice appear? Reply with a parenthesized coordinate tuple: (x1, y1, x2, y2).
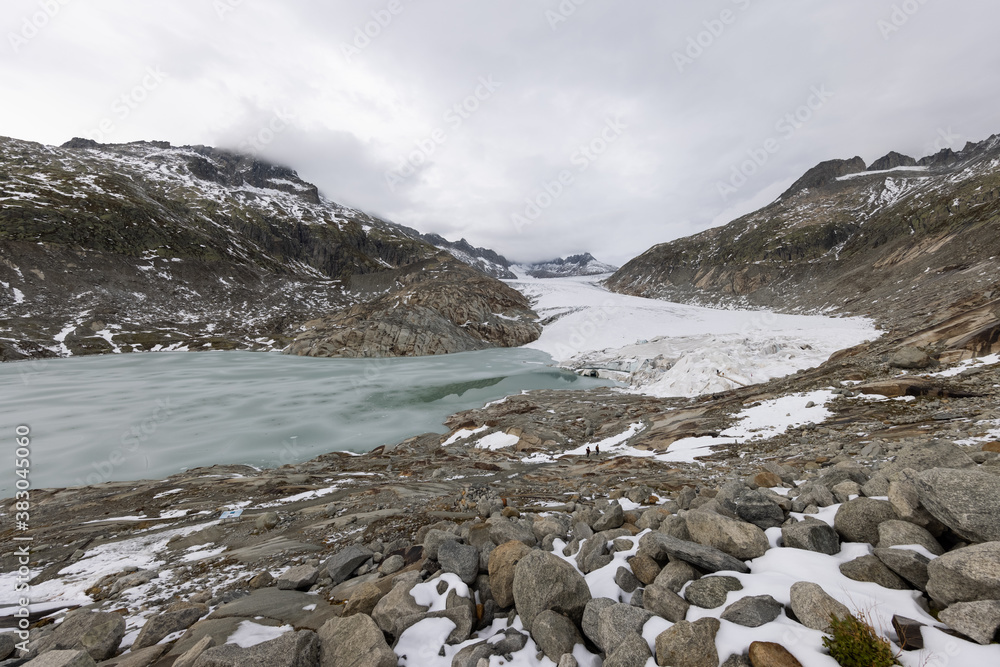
(225, 620, 293, 648)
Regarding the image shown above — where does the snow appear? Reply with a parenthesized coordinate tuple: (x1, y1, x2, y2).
(442, 425, 488, 446)
(472, 431, 521, 450)
(507, 275, 876, 398)
(225, 620, 293, 648)
(927, 352, 1000, 378)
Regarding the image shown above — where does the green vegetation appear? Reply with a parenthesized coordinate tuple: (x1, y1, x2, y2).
(822, 613, 900, 667)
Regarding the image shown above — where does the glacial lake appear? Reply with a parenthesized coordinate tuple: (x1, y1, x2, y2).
(0, 349, 612, 496)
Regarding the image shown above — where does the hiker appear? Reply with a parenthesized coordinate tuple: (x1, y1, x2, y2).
(586, 446, 591, 458)
(595, 444, 600, 456)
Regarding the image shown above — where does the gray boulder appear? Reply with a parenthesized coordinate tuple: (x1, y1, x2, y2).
(23, 651, 97, 667)
(839, 554, 910, 590)
(628, 554, 661, 585)
(31, 611, 125, 662)
(916, 468, 1000, 543)
(684, 576, 743, 609)
(926, 542, 1000, 606)
(874, 548, 931, 590)
(133, 604, 208, 649)
(888, 471, 940, 530)
(422, 529, 459, 560)
(880, 440, 975, 477)
(370, 574, 427, 635)
(876, 520, 944, 555)
(531, 610, 583, 663)
(487, 540, 532, 609)
(685, 510, 769, 560)
(512, 549, 592, 627)
(581, 598, 617, 647)
(489, 517, 537, 547)
(172, 636, 216, 667)
(597, 604, 653, 654)
(938, 600, 1000, 645)
(833, 498, 897, 545)
(781, 517, 840, 555)
(277, 565, 320, 591)
(615, 566, 641, 593)
(317, 614, 395, 667)
(0, 633, 14, 661)
(325, 546, 373, 586)
(727, 489, 786, 529)
(720, 595, 783, 627)
(653, 559, 699, 592)
(438, 540, 479, 585)
(789, 582, 850, 632)
(643, 583, 690, 622)
(192, 630, 319, 667)
(603, 632, 653, 667)
(889, 346, 933, 369)
(654, 617, 720, 667)
(638, 532, 750, 574)
(594, 502, 625, 531)
(658, 514, 692, 541)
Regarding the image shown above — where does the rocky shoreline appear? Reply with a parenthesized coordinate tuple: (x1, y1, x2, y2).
(3, 329, 1000, 665)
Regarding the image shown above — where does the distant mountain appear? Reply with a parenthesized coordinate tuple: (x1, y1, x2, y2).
(605, 133, 1000, 357)
(515, 253, 619, 279)
(394, 229, 516, 279)
(0, 136, 540, 360)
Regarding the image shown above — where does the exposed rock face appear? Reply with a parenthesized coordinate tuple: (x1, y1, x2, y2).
(605, 134, 1000, 342)
(0, 136, 538, 360)
(516, 253, 618, 278)
(868, 151, 917, 172)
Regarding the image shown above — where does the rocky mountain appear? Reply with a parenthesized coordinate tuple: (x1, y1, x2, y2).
(515, 252, 618, 278)
(0, 136, 539, 360)
(396, 229, 516, 280)
(606, 133, 1000, 359)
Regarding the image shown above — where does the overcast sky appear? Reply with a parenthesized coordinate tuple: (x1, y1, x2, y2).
(2, 1, 999, 265)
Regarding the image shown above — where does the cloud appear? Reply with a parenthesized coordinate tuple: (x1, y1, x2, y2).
(2, 0, 999, 265)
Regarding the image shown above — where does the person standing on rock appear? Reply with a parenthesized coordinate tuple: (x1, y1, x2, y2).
(586, 446, 591, 458)
(595, 444, 600, 457)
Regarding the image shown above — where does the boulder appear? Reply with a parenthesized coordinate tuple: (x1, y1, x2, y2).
(876, 520, 944, 555)
(839, 555, 910, 590)
(658, 514, 692, 541)
(370, 574, 427, 635)
(685, 510, 770, 560)
(916, 468, 1000, 543)
(643, 583, 690, 622)
(873, 548, 931, 590)
(594, 502, 625, 531)
(31, 611, 125, 662)
(102, 644, 169, 667)
(317, 614, 396, 667)
(628, 554, 662, 585)
(489, 517, 537, 546)
(325, 546, 373, 586)
(255, 512, 279, 530)
(638, 532, 750, 574)
(343, 582, 385, 617)
(684, 576, 742, 609)
(747, 641, 803, 667)
(726, 490, 786, 529)
(889, 347, 934, 369)
(421, 529, 459, 560)
(512, 550, 592, 628)
(192, 630, 319, 667)
(277, 565, 319, 591)
(531, 610, 583, 662)
(591, 603, 652, 654)
(23, 651, 97, 667)
(133, 604, 208, 649)
(438, 541, 479, 585)
(888, 471, 940, 530)
(938, 600, 1000, 645)
(720, 595, 783, 627)
(781, 517, 840, 555)
(879, 440, 975, 477)
(581, 598, 617, 647)
(788, 582, 850, 632)
(172, 636, 216, 667)
(0, 634, 14, 661)
(652, 559, 698, 592)
(654, 618, 720, 667)
(833, 498, 896, 545)
(926, 542, 1000, 605)
(487, 540, 532, 609)
(604, 632, 653, 667)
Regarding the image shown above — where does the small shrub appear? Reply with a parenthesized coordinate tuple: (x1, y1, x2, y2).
(822, 612, 900, 667)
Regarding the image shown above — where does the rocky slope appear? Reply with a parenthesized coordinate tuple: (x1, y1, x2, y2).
(401, 230, 517, 280)
(516, 253, 619, 279)
(4, 342, 1000, 665)
(0, 136, 539, 360)
(606, 134, 1000, 344)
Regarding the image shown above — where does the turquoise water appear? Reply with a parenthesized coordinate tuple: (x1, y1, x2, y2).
(0, 349, 610, 496)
